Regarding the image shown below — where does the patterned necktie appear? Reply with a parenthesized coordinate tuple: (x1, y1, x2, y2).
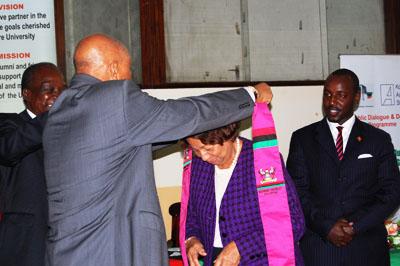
(336, 126, 344, 160)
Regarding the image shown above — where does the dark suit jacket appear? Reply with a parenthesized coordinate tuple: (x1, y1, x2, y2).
(287, 118, 400, 266)
(0, 111, 47, 266)
(186, 138, 305, 266)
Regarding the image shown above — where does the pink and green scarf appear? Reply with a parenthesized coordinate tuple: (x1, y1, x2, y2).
(180, 103, 296, 265)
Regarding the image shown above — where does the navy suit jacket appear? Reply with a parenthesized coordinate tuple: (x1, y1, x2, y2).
(186, 138, 305, 266)
(0, 111, 47, 266)
(287, 118, 400, 266)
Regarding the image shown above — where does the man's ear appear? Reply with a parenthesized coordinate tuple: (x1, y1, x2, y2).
(354, 91, 361, 111)
(22, 88, 31, 101)
(109, 62, 119, 80)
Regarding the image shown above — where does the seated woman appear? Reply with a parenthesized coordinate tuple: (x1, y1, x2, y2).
(180, 122, 305, 266)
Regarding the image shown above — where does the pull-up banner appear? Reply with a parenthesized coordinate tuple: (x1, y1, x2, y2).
(341, 55, 400, 240)
(340, 55, 400, 168)
(0, 0, 56, 113)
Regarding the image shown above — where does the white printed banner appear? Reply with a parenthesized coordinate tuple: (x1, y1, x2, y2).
(340, 55, 400, 168)
(341, 55, 400, 228)
(0, 0, 56, 113)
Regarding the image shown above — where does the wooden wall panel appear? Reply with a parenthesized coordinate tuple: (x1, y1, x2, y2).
(54, 0, 66, 77)
(140, 0, 166, 88)
(384, 0, 400, 54)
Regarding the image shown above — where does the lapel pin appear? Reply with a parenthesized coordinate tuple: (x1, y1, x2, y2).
(356, 136, 363, 142)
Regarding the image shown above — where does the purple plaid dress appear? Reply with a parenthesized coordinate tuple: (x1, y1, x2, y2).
(185, 138, 305, 266)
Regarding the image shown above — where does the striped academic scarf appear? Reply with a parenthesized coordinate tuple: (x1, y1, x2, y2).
(180, 103, 296, 266)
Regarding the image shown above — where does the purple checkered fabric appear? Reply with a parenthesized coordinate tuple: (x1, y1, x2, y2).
(185, 138, 305, 266)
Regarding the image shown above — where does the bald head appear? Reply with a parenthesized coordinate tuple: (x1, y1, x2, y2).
(73, 34, 132, 81)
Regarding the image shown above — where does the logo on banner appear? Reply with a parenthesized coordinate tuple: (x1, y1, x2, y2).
(381, 84, 396, 106)
(359, 84, 373, 107)
(358, 83, 400, 107)
(395, 84, 400, 106)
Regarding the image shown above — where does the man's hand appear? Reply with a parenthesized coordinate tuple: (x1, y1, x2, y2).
(327, 219, 354, 247)
(185, 237, 207, 266)
(343, 221, 355, 235)
(254, 83, 273, 104)
(214, 241, 240, 266)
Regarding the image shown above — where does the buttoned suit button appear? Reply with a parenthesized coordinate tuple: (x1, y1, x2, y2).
(250, 255, 255, 260)
(219, 216, 226, 222)
(221, 233, 227, 238)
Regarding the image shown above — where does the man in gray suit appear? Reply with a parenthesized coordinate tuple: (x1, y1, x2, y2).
(42, 34, 272, 266)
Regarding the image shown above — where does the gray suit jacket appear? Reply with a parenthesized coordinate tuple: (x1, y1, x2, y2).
(43, 74, 254, 266)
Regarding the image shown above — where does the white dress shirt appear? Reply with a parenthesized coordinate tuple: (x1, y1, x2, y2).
(326, 114, 356, 153)
(213, 138, 241, 248)
(27, 109, 36, 119)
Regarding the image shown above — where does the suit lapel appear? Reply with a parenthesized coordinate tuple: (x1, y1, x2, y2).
(19, 110, 32, 122)
(342, 118, 363, 164)
(19, 110, 44, 160)
(315, 119, 340, 165)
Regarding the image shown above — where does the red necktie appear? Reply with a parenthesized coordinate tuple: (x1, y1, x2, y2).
(336, 126, 344, 161)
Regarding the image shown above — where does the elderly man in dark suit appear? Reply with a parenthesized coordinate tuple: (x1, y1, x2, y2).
(0, 63, 65, 266)
(287, 68, 400, 266)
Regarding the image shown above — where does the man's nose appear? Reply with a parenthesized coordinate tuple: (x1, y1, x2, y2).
(329, 95, 338, 105)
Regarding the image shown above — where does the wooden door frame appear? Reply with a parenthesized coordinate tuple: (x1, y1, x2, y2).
(54, 0, 66, 78)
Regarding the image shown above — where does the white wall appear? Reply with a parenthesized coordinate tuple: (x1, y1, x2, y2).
(145, 85, 324, 188)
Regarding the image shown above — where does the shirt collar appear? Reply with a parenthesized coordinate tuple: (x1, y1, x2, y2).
(326, 114, 356, 133)
(26, 109, 36, 119)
